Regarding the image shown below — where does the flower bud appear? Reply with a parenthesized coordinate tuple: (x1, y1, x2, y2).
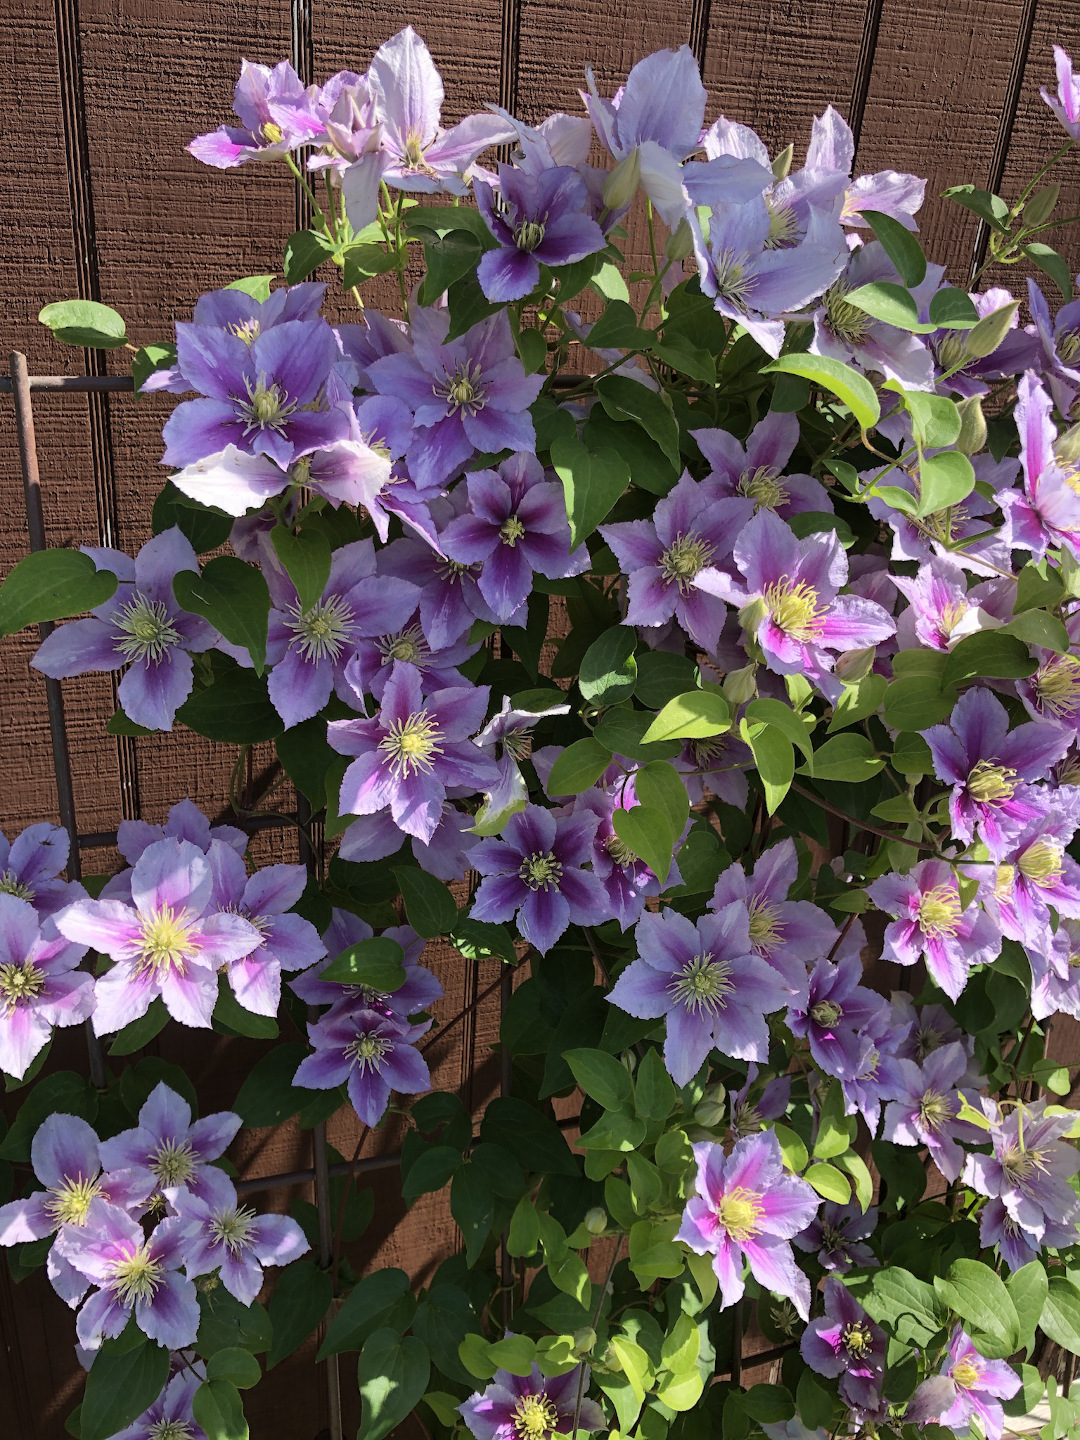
(955, 395, 988, 456)
(693, 1082, 727, 1128)
(665, 219, 694, 263)
(584, 1206, 608, 1235)
(1056, 421, 1080, 465)
(963, 300, 1020, 360)
(771, 143, 794, 180)
(723, 662, 759, 705)
(833, 646, 877, 683)
(602, 149, 641, 211)
(572, 1327, 597, 1356)
(737, 597, 767, 635)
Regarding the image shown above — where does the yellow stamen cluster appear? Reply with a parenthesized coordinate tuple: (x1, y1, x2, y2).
(716, 1186, 764, 1243)
(379, 710, 444, 778)
(669, 953, 735, 1014)
(136, 906, 198, 976)
(966, 760, 1019, 805)
(917, 884, 962, 938)
(763, 577, 824, 642)
(510, 1394, 560, 1440)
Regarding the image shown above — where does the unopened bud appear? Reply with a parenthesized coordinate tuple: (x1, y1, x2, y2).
(572, 1327, 597, 1356)
(1056, 421, 1080, 466)
(584, 1206, 608, 1235)
(963, 301, 1020, 361)
(955, 395, 988, 456)
(602, 150, 641, 212)
(603, 1343, 622, 1372)
(665, 219, 694, 263)
(1060, 548, 1080, 599)
(834, 647, 877, 683)
(1024, 183, 1060, 229)
(723, 663, 759, 705)
(693, 1082, 727, 1129)
(737, 598, 767, 635)
(771, 143, 794, 181)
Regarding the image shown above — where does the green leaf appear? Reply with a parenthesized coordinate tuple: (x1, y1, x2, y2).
(193, 1380, 248, 1440)
(108, 997, 170, 1055)
(356, 1330, 430, 1440)
(803, 732, 884, 782)
(196, 1290, 272, 1356)
(894, 388, 962, 448)
(545, 736, 613, 796)
(173, 558, 270, 674)
(80, 1333, 171, 1440)
(39, 299, 127, 349)
(486, 1335, 537, 1377)
(393, 867, 457, 938)
(1025, 243, 1074, 301)
(774, 1122, 808, 1173)
(232, 1042, 338, 1128)
(594, 708, 680, 762)
(590, 258, 631, 303)
(0, 549, 118, 637)
(829, 674, 888, 732)
(642, 690, 731, 744)
(175, 661, 283, 743)
(445, 272, 501, 340)
(401, 1144, 462, 1204)
(654, 337, 715, 385)
(941, 631, 1038, 689)
(212, 976, 278, 1039)
(739, 719, 794, 815)
(846, 282, 928, 332)
(916, 452, 975, 517)
(206, 1348, 261, 1389)
(0, 1071, 96, 1160)
(451, 1164, 496, 1266)
(226, 275, 275, 301)
(132, 342, 177, 394)
(1002, 608, 1070, 653)
(814, 1080, 854, 1160)
(744, 697, 814, 762)
(551, 434, 629, 547)
(803, 1161, 850, 1204)
(479, 1096, 579, 1176)
(882, 675, 955, 731)
(283, 229, 336, 282)
(585, 299, 654, 350)
(1006, 1262, 1048, 1354)
(595, 375, 681, 470)
(582, 406, 677, 496)
(580, 625, 638, 706)
(270, 526, 332, 613)
(419, 230, 485, 305)
(861, 210, 926, 287)
(275, 715, 337, 810)
(942, 185, 1010, 232)
(612, 805, 675, 885)
(449, 918, 517, 965)
(1040, 1276, 1080, 1355)
(863, 1267, 944, 1339)
(797, 1369, 835, 1431)
(762, 354, 879, 430)
(634, 1048, 676, 1120)
(152, 482, 234, 553)
(318, 1270, 415, 1360)
(564, 1047, 632, 1110)
(928, 287, 979, 328)
(634, 760, 690, 845)
(935, 1259, 1021, 1359)
(507, 1195, 540, 1257)
(320, 936, 407, 990)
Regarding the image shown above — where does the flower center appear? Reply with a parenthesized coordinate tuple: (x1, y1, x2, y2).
(605, 833, 638, 868)
(45, 1174, 104, 1227)
(499, 515, 527, 547)
(260, 121, 284, 146)
(966, 759, 1018, 805)
(1059, 330, 1080, 363)
(502, 728, 533, 762)
(111, 1244, 164, 1305)
(1000, 1142, 1048, 1186)
(239, 372, 297, 434)
(737, 466, 789, 510)
(150, 1136, 197, 1188)
(1035, 654, 1080, 718)
(436, 558, 474, 585)
(0, 959, 45, 1013)
(951, 1359, 981, 1391)
(438, 363, 486, 415)
(810, 1000, 842, 1027)
(747, 894, 785, 954)
(763, 577, 824, 642)
(519, 851, 563, 891)
(0, 870, 34, 901)
(228, 318, 261, 346)
(842, 1321, 875, 1359)
(716, 1186, 763, 1242)
(939, 600, 968, 638)
(915, 1024, 944, 1061)
(347, 1033, 391, 1073)
(209, 1204, 259, 1254)
(285, 595, 356, 664)
(150, 1422, 195, 1440)
(403, 131, 427, 169)
(669, 953, 734, 1014)
(514, 219, 547, 254)
(1018, 839, 1064, 887)
(378, 709, 444, 778)
(818, 1222, 847, 1253)
(137, 905, 199, 976)
(711, 248, 757, 311)
(918, 1090, 955, 1133)
(916, 884, 962, 938)
(690, 735, 728, 766)
(764, 198, 799, 250)
(825, 282, 873, 346)
(377, 625, 430, 667)
(660, 533, 715, 591)
(510, 1394, 560, 1440)
(114, 595, 183, 665)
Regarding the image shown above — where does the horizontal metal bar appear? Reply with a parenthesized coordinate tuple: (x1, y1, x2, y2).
(0, 374, 134, 394)
(75, 812, 291, 852)
(235, 1150, 401, 1197)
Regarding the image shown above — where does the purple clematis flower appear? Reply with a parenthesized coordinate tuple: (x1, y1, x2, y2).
(709, 837, 836, 1005)
(890, 992, 970, 1065)
(328, 662, 497, 845)
(979, 803, 1080, 947)
(600, 473, 751, 653)
(367, 309, 544, 491)
(117, 798, 247, 869)
(693, 411, 832, 518)
(930, 286, 1039, 399)
(166, 444, 290, 517)
(161, 315, 349, 469)
(881, 1042, 981, 1182)
(803, 105, 926, 232)
(377, 506, 499, 651)
(801, 1279, 885, 1411)
(290, 908, 440, 1019)
(868, 859, 1001, 1001)
(300, 395, 416, 535)
(441, 453, 586, 623)
(344, 610, 479, 714)
(838, 997, 906, 1134)
(475, 164, 606, 301)
(787, 954, 882, 1081)
(264, 537, 420, 728)
(695, 508, 895, 702)
(0, 822, 83, 915)
(32, 529, 218, 733)
(470, 804, 608, 955)
(963, 1097, 1080, 1252)
(1029, 918, 1080, 1025)
(907, 1328, 1021, 1440)
(473, 694, 571, 835)
(1042, 45, 1080, 141)
(293, 1005, 431, 1126)
(56, 1198, 199, 1351)
(0, 894, 94, 1079)
(1027, 276, 1080, 416)
(459, 1362, 605, 1440)
(571, 786, 677, 931)
(608, 903, 791, 1085)
(891, 556, 1006, 654)
(0, 1113, 151, 1307)
(171, 1177, 309, 1305)
(111, 1372, 207, 1440)
(812, 242, 938, 390)
(728, 1064, 792, 1141)
(998, 371, 1080, 562)
(337, 803, 480, 883)
(98, 1082, 242, 1209)
(1016, 613, 1080, 733)
(188, 58, 324, 169)
(677, 1131, 820, 1319)
(309, 69, 380, 175)
(793, 1201, 878, 1274)
(922, 687, 1072, 859)
(55, 838, 264, 1032)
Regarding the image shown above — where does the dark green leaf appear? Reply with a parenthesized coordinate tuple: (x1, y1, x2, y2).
(583, 406, 677, 497)
(176, 659, 283, 743)
(479, 1096, 579, 1175)
(393, 867, 458, 938)
(583, 300, 653, 351)
(846, 282, 927, 332)
(595, 376, 681, 470)
(196, 1290, 272, 1356)
(0, 550, 118, 637)
(580, 625, 638, 706)
(320, 936, 407, 990)
(318, 1269, 415, 1361)
(212, 975, 278, 1039)
(152, 483, 233, 553)
(445, 273, 501, 341)
(192, 1379, 248, 1440)
(761, 355, 879, 429)
(275, 716, 337, 810)
(633, 651, 698, 709)
(266, 1261, 333, 1368)
(551, 434, 630, 547)
(941, 632, 1038, 688)
(108, 997, 170, 1055)
(942, 185, 1010, 232)
(206, 1348, 261, 1389)
(935, 1259, 1021, 1359)
(233, 1042, 340, 1128)
(862, 210, 927, 287)
(173, 558, 270, 674)
(882, 675, 956, 731)
(270, 527, 332, 613)
(284, 230, 336, 283)
(0, 1072, 96, 1160)
(451, 1164, 496, 1266)
(545, 737, 613, 796)
(1024, 243, 1073, 301)
(563, 1048, 633, 1110)
(927, 288, 979, 328)
(81, 1333, 170, 1440)
(356, 1330, 430, 1440)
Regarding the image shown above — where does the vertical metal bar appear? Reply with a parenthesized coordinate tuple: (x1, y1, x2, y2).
(290, 0, 315, 232)
(9, 352, 106, 1091)
(499, 963, 514, 1328)
(847, 0, 887, 162)
(687, 0, 713, 75)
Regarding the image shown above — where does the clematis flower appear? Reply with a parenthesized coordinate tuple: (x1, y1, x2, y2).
(55, 838, 264, 1032)
(838, 998, 907, 1133)
(367, 309, 544, 491)
(998, 370, 1080, 562)
(980, 804, 1080, 947)
(693, 411, 832, 518)
(1027, 276, 1080, 416)
(922, 687, 1072, 859)
(1016, 613, 1080, 733)
(441, 453, 586, 623)
(470, 804, 608, 954)
(609, 903, 790, 1085)
(571, 786, 678, 931)
(907, 1328, 1021, 1440)
(891, 557, 1006, 653)
(728, 1064, 792, 1141)
(890, 992, 969, 1065)
(473, 694, 571, 835)
(327, 662, 497, 845)
(695, 508, 895, 702)
(787, 954, 881, 1081)
(344, 610, 478, 714)
(301, 395, 416, 532)
(674, 728, 753, 808)
(32, 529, 218, 733)
(1029, 917, 1080, 1024)
(929, 286, 1038, 399)
(337, 803, 480, 883)
(188, 58, 324, 169)
(1042, 45, 1080, 142)
(460, 1362, 605, 1440)
(309, 69, 380, 175)
(801, 1279, 885, 1411)
(812, 242, 938, 390)
(171, 1177, 309, 1305)
(293, 1005, 431, 1126)
(868, 859, 1001, 1001)
(55, 1198, 199, 1351)
(117, 798, 247, 870)
(0, 1113, 150, 1307)
(0, 822, 82, 915)
(290, 908, 440, 1019)
(377, 503, 500, 650)
(0, 895, 94, 1079)
(793, 1201, 878, 1274)
(803, 105, 925, 232)
(600, 473, 751, 653)
(475, 164, 606, 301)
(963, 1097, 1080, 1253)
(676, 1131, 820, 1320)
(98, 1082, 241, 1209)
(881, 1042, 981, 1182)
(111, 1372, 208, 1440)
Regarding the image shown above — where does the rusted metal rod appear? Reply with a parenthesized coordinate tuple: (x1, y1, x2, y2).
(0, 373, 134, 393)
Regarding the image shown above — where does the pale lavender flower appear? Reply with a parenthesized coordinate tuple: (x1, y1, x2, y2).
(677, 1131, 820, 1319)
(336, 803, 480, 883)
(0, 823, 82, 915)
(309, 70, 380, 175)
(964, 1098, 1080, 1252)
(344, 610, 479, 714)
(673, 729, 752, 808)
(111, 1372, 207, 1440)
(1029, 918, 1080, 1024)
(890, 993, 969, 1065)
(475, 165, 606, 301)
(571, 787, 676, 931)
(473, 693, 571, 835)
(801, 1279, 885, 1411)
(868, 859, 1001, 1001)
(693, 411, 832, 518)
(882, 1042, 981, 1182)
(812, 243, 940, 390)
(293, 1005, 431, 1126)
(839, 999, 906, 1133)
(98, 1082, 241, 1209)
(32, 529, 218, 733)
(460, 1363, 605, 1440)
(56, 1198, 199, 1351)
(1027, 276, 1080, 416)
(907, 1328, 1021, 1440)
(117, 798, 247, 870)
(171, 1177, 309, 1305)
(377, 505, 499, 651)
(0, 895, 93, 1078)
(1042, 45, 1080, 142)
(979, 804, 1080, 948)
(188, 59, 324, 169)
(998, 371, 1080, 562)
(290, 909, 440, 1020)
(728, 1064, 791, 1140)
(787, 955, 881, 1081)
(891, 557, 1006, 653)
(167, 444, 291, 517)
(55, 839, 264, 1032)
(803, 106, 926, 232)
(794, 1201, 878, 1273)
